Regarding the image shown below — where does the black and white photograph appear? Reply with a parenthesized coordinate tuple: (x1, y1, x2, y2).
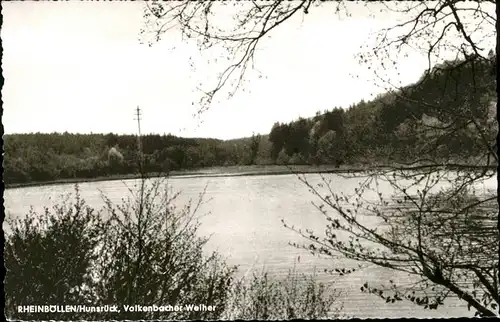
(2, 0, 498, 319)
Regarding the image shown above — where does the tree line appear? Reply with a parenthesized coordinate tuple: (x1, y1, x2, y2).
(4, 55, 495, 186)
(3, 132, 266, 185)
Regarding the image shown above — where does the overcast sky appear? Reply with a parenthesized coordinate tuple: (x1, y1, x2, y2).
(2, 1, 488, 140)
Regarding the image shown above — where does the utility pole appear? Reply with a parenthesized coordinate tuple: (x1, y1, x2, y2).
(134, 106, 144, 175)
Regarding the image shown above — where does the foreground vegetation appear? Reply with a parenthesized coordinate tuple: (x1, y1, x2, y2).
(288, 169, 498, 317)
(5, 180, 342, 320)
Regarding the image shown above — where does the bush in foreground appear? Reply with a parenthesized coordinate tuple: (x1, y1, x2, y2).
(5, 185, 106, 319)
(222, 267, 343, 320)
(5, 180, 235, 320)
(5, 179, 341, 320)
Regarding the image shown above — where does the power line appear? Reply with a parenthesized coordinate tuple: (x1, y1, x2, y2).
(133, 106, 144, 173)
(134, 106, 142, 138)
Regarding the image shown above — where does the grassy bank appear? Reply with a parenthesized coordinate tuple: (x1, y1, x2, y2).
(5, 164, 368, 189)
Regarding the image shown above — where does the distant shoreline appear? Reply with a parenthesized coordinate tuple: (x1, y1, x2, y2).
(6, 163, 494, 190)
(5, 165, 365, 190)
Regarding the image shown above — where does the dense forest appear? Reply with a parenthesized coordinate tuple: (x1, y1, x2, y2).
(4, 56, 496, 186)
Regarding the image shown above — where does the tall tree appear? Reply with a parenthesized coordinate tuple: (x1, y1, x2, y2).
(250, 132, 261, 165)
(269, 122, 289, 161)
(285, 118, 311, 157)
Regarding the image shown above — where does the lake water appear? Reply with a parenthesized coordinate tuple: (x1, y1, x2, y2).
(4, 173, 497, 318)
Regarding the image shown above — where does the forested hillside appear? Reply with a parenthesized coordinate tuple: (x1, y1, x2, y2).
(268, 55, 496, 166)
(4, 56, 496, 186)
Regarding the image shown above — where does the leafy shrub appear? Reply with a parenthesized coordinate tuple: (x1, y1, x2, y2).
(5, 185, 106, 320)
(222, 266, 343, 320)
(289, 153, 307, 165)
(5, 180, 236, 320)
(92, 178, 237, 320)
(276, 148, 289, 165)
